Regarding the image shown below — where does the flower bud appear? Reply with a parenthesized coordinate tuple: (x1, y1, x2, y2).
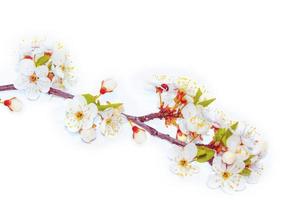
(100, 79, 117, 94)
(222, 151, 236, 165)
(80, 128, 97, 143)
(3, 97, 23, 112)
(132, 126, 147, 144)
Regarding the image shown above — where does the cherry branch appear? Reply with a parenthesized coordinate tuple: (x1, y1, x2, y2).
(124, 114, 186, 147)
(0, 83, 186, 147)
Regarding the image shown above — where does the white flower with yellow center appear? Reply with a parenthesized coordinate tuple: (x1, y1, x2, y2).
(177, 103, 210, 135)
(207, 156, 246, 193)
(99, 107, 126, 137)
(14, 62, 51, 100)
(65, 96, 98, 132)
(169, 143, 199, 176)
(175, 76, 199, 97)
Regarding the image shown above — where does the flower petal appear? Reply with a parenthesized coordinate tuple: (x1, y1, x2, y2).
(35, 65, 49, 77)
(207, 174, 222, 189)
(212, 156, 226, 173)
(227, 135, 241, 151)
(24, 84, 41, 100)
(37, 77, 51, 93)
(183, 142, 198, 162)
(18, 59, 35, 75)
(227, 159, 245, 174)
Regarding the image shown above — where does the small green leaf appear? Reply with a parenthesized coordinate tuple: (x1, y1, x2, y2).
(198, 98, 216, 107)
(195, 146, 215, 163)
(82, 94, 97, 104)
(221, 129, 232, 146)
(213, 128, 232, 146)
(97, 103, 123, 111)
(35, 55, 50, 67)
(239, 168, 252, 176)
(230, 122, 239, 131)
(213, 128, 226, 141)
(244, 155, 255, 166)
(193, 88, 202, 104)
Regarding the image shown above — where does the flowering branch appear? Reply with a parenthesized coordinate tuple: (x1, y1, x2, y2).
(0, 83, 184, 146)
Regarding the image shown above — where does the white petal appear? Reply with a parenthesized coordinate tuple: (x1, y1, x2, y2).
(18, 59, 35, 75)
(80, 128, 97, 143)
(35, 65, 49, 77)
(183, 143, 198, 162)
(212, 156, 226, 173)
(247, 162, 263, 184)
(223, 174, 246, 192)
(227, 135, 241, 151)
(181, 103, 197, 118)
(228, 159, 245, 174)
(37, 77, 51, 93)
(207, 174, 222, 189)
(24, 84, 41, 100)
(14, 75, 30, 90)
(103, 79, 117, 91)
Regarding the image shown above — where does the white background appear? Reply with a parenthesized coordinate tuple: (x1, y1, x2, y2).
(0, 0, 299, 199)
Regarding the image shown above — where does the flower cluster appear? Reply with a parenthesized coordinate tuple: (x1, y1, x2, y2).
(64, 79, 126, 143)
(14, 39, 75, 100)
(148, 75, 267, 193)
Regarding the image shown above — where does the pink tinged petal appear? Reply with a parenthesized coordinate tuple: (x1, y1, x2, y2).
(24, 84, 41, 100)
(37, 78, 51, 93)
(207, 174, 222, 189)
(34, 65, 49, 77)
(19, 59, 35, 75)
(227, 135, 241, 151)
(228, 160, 245, 174)
(183, 143, 198, 162)
(212, 156, 226, 173)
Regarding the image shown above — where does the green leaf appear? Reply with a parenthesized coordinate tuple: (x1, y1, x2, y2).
(193, 88, 202, 104)
(198, 98, 216, 107)
(244, 155, 255, 166)
(195, 146, 215, 163)
(221, 129, 232, 146)
(239, 168, 252, 176)
(230, 122, 239, 131)
(213, 128, 226, 141)
(97, 103, 123, 111)
(213, 128, 232, 146)
(82, 94, 97, 104)
(35, 55, 50, 67)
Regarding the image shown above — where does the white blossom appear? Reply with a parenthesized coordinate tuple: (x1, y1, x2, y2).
(14, 63, 51, 100)
(207, 156, 246, 193)
(99, 107, 126, 137)
(177, 103, 210, 135)
(65, 96, 98, 132)
(169, 143, 199, 176)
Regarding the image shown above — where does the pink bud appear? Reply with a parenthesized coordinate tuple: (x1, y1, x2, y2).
(3, 97, 22, 112)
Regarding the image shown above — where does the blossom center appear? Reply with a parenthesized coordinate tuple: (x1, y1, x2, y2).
(29, 73, 38, 83)
(75, 111, 84, 120)
(178, 159, 189, 167)
(222, 172, 231, 180)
